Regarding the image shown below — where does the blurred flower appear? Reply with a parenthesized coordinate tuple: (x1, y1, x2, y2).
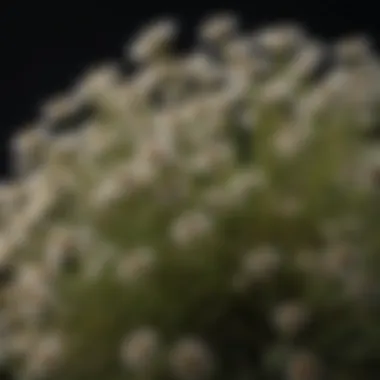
(24, 332, 64, 379)
(272, 301, 309, 337)
(334, 35, 373, 67)
(168, 337, 215, 380)
(254, 23, 307, 58)
(170, 210, 213, 247)
(127, 19, 178, 64)
(116, 246, 156, 284)
(234, 246, 281, 289)
(285, 350, 321, 380)
(120, 327, 161, 374)
(198, 12, 239, 45)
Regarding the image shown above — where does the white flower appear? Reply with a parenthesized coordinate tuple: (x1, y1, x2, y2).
(91, 159, 157, 209)
(255, 23, 306, 56)
(117, 247, 156, 283)
(170, 210, 213, 247)
(24, 332, 64, 379)
(272, 301, 309, 337)
(239, 246, 281, 284)
(285, 350, 321, 380)
(273, 125, 308, 159)
(223, 37, 253, 65)
(0, 182, 25, 222)
(181, 52, 223, 88)
(127, 19, 178, 64)
(39, 93, 77, 124)
(286, 41, 325, 82)
(334, 35, 373, 66)
(168, 338, 215, 380)
(46, 131, 83, 164)
(44, 225, 91, 276)
(260, 77, 296, 108)
(91, 175, 125, 209)
(198, 12, 239, 44)
(186, 143, 234, 176)
(11, 125, 49, 175)
(81, 123, 118, 159)
(120, 327, 161, 373)
(137, 136, 176, 168)
(202, 168, 267, 212)
(74, 63, 120, 100)
(321, 241, 357, 278)
(6, 264, 54, 324)
(228, 168, 267, 199)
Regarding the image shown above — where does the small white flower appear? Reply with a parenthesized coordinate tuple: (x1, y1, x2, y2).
(46, 131, 83, 164)
(285, 350, 321, 380)
(0, 182, 25, 220)
(198, 12, 239, 44)
(321, 242, 357, 278)
(255, 23, 306, 56)
(126, 158, 159, 188)
(127, 19, 178, 64)
(227, 168, 267, 199)
(202, 168, 267, 212)
(223, 37, 253, 65)
(74, 63, 120, 100)
(137, 136, 176, 168)
(44, 225, 91, 276)
(260, 77, 296, 108)
(186, 143, 234, 176)
(120, 327, 161, 373)
(117, 246, 156, 283)
(170, 210, 213, 247)
(91, 176, 125, 209)
(168, 337, 215, 380)
(240, 246, 281, 283)
(273, 125, 306, 159)
(132, 64, 170, 103)
(182, 52, 222, 88)
(91, 160, 157, 209)
(272, 301, 309, 337)
(39, 93, 77, 125)
(82, 124, 118, 159)
(334, 35, 373, 66)
(5, 330, 35, 360)
(24, 332, 64, 379)
(11, 126, 49, 175)
(6, 263, 54, 324)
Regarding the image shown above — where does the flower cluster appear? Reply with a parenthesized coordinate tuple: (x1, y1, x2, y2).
(1, 12, 380, 380)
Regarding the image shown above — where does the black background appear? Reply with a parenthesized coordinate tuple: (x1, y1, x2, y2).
(0, 1, 379, 178)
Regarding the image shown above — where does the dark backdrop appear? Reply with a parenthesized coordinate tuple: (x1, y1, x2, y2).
(1, 1, 378, 178)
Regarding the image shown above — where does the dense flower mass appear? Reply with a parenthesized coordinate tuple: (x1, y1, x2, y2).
(1, 12, 380, 380)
